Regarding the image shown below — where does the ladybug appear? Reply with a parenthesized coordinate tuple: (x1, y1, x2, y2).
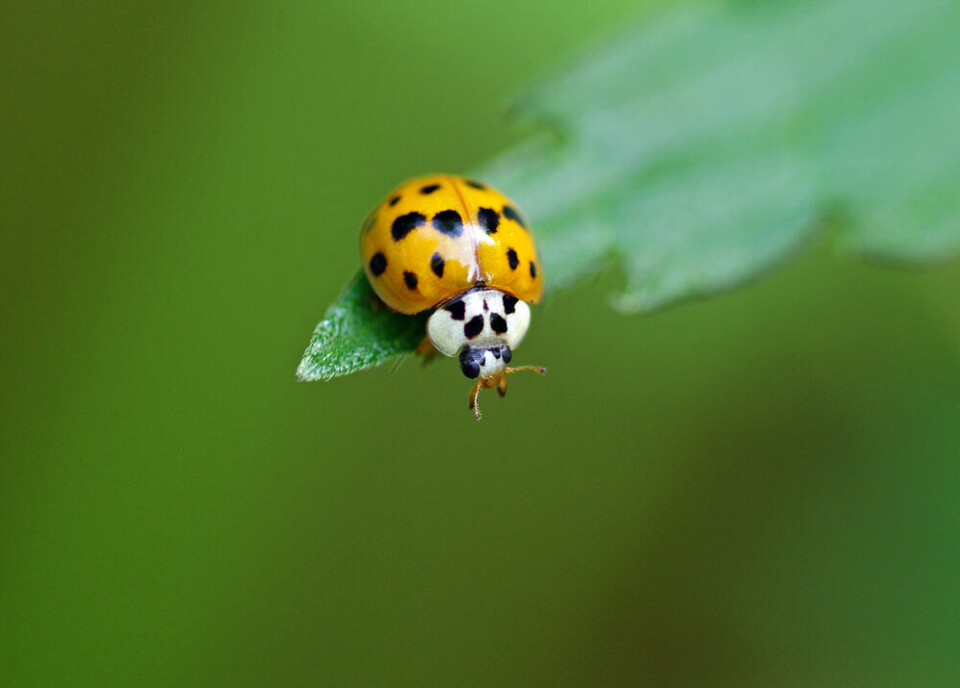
(360, 174, 545, 419)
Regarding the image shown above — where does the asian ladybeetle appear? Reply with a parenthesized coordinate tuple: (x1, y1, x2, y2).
(360, 174, 545, 419)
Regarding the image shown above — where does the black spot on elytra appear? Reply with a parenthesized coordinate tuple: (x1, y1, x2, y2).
(432, 210, 463, 237)
(490, 313, 508, 335)
(420, 183, 440, 195)
(444, 300, 465, 320)
(502, 205, 527, 229)
(388, 195, 400, 206)
(464, 315, 484, 339)
(465, 179, 487, 190)
(392, 212, 425, 241)
(477, 207, 500, 234)
(507, 248, 519, 270)
(430, 252, 444, 278)
(502, 294, 518, 314)
(529, 261, 537, 278)
(403, 271, 418, 290)
(369, 252, 387, 276)
(482, 300, 489, 311)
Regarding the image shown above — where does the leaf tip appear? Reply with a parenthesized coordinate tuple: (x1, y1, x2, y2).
(295, 354, 323, 382)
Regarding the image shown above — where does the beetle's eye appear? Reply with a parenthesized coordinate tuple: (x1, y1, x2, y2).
(501, 346, 512, 364)
(459, 349, 482, 379)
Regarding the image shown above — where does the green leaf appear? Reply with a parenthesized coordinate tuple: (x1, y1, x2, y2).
(296, 273, 427, 381)
(298, 0, 960, 380)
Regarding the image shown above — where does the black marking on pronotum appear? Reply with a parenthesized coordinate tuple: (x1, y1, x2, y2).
(369, 252, 387, 276)
(477, 207, 500, 234)
(529, 261, 537, 278)
(491, 348, 501, 359)
(430, 252, 444, 278)
(507, 248, 519, 270)
(502, 205, 527, 229)
(482, 300, 489, 311)
(392, 212, 425, 241)
(432, 209, 463, 237)
(464, 315, 484, 339)
(403, 271, 419, 290)
(502, 294, 518, 314)
(420, 183, 440, 195)
(490, 313, 508, 335)
(465, 179, 487, 190)
(388, 195, 401, 206)
(444, 300, 466, 320)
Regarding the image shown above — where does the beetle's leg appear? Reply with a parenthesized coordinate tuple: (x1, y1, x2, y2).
(468, 380, 483, 420)
(415, 336, 440, 366)
(505, 365, 547, 375)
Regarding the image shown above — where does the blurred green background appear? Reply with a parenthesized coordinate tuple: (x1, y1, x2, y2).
(3, 1, 960, 686)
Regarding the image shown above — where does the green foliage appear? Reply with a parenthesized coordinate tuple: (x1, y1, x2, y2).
(296, 273, 428, 381)
(298, 0, 960, 381)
